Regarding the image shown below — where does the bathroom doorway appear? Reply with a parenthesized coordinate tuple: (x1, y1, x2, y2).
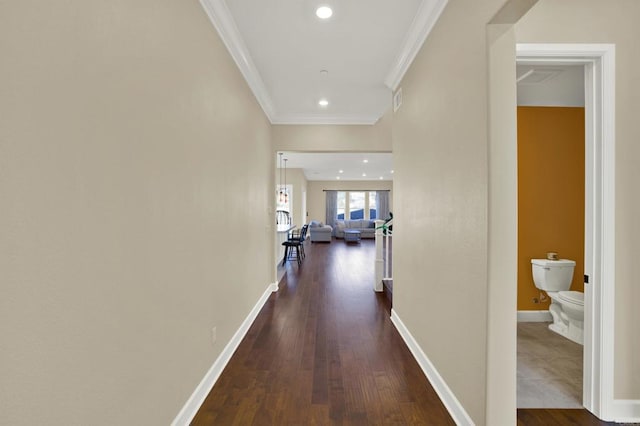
(515, 62, 586, 408)
(515, 44, 616, 418)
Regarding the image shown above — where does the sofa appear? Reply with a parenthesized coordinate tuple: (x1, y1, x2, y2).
(333, 219, 377, 239)
(309, 220, 333, 242)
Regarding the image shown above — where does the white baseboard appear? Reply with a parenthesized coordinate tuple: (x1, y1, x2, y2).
(611, 399, 640, 423)
(517, 310, 552, 322)
(171, 282, 279, 426)
(390, 309, 474, 426)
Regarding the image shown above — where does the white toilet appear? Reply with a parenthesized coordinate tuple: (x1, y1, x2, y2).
(531, 259, 584, 345)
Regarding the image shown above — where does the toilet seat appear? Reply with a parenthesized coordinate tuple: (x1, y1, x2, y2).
(558, 290, 584, 306)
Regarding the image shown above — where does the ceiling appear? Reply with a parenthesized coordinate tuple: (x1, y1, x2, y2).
(200, 0, 449, 124)
(278, 152, 393, 181)
(198, 3, 584, 180)
(279, 65, 583, 182)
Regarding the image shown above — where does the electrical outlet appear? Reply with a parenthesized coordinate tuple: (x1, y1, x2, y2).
(211, 327, 217, 345)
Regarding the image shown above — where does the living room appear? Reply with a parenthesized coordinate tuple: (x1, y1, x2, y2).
(275, 151, 393, 239)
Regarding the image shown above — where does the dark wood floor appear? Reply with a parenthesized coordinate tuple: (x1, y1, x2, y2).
(193, 239, 454, 425)
(517, 409, 617, 425)
(193, 238, 616, 425)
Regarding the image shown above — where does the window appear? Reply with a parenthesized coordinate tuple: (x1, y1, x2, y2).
(336, 190, 380, 221)
(337, 191, 346, 219)
(349, 192, 365, 219)
(369, 192, 377, 219)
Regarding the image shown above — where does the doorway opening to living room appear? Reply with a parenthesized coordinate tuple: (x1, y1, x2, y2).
(274, 151, 393, 286)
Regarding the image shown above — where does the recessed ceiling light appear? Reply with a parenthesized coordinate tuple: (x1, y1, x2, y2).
(390, 170, 394, 174)
(339, 169, 344, 173)
(318, 98, 329, 107)
(316, 6, 333, 19)
(362, 173, 367, 177)
(363, 159, 369, 163)
(336, 176, 340, 180)
(379, 176, 383, 180)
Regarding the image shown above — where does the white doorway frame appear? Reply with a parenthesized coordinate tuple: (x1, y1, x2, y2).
(302, 190, 307, 225)
(516, 43, 615, 420)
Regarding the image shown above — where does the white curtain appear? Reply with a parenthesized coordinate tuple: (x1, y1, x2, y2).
(325, 190, 338, 228)
(376, 191, 390, 221)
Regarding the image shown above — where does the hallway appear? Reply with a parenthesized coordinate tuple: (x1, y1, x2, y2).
(192, 239, 454, 425)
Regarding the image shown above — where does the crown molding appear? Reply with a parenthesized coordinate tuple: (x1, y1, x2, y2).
(271, 113, 379, 125)
(199, 0, 276, 120)
(384, 0, 449, 91)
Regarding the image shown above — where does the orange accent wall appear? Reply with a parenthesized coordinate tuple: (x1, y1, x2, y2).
(517, 106, 585, 310)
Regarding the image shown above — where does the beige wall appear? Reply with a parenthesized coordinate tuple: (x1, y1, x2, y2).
(486, 22, 519, 425)
(515, 0, 640, 402)
(391, 0, 507, 423)
(272, 109, 393, 152)
(0, 2, 273, 425)
(4, 0, 637, 424)
(281, 168, 308, 227)
(273, 114, 393, 230)
(394, 0, 639, 424)
(307, 181, 393, 226)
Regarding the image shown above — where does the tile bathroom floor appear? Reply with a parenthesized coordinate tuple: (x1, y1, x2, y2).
(517, 322, 583, 408)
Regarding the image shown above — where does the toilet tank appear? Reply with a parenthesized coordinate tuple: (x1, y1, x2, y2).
(531, 259, 576, 292)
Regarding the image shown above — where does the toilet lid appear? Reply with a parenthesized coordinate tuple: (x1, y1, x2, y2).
(558, 291, 584, 306)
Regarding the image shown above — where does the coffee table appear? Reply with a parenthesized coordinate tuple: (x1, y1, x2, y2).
(343, 229, 361, 243)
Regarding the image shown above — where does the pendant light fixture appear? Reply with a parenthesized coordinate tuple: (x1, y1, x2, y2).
(278, 152, 285, 203)
(283, 158, 289, 204)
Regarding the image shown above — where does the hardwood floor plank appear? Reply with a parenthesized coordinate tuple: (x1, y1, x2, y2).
(311, 303, 329, 405)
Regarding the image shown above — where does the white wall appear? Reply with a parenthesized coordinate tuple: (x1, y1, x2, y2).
(0, 2, 273, 425)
